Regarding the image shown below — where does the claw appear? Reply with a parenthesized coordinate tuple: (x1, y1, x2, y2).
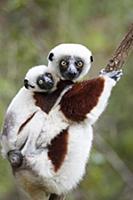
(7, 150, 23, 168)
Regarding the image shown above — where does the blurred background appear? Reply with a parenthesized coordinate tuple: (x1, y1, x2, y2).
(0, 0, 133, 200)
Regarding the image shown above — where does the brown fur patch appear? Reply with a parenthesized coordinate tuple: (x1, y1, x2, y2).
(34, 80, 73, 114)
(18, 112, 37, 134)
(48, 129, 69, 172)
(60, 77, 105, 122)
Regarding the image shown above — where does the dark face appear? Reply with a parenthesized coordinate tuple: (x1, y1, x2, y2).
(36, 72, 54, 91)
(59, 56, 84, 81)
(24, 72, 54, 92)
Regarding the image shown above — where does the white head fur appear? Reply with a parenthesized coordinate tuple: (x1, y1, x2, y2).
(47, 43, 93, 82)
(24, 65, 59, 92)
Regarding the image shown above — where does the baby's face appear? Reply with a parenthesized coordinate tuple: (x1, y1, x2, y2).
(24, 65, 59, 93)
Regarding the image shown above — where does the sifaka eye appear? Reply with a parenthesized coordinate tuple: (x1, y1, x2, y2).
(37, 76, 46, 88)
(38, 79, 44, 86)
(76, 61, 84, 68)
(60, 60, 67, 67)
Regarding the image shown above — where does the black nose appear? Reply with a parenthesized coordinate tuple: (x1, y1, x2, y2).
(24, 79, 29, 89)
(36, 73, 54, 91)
(67, 70, 78, 80)
(62, 67, 79, 81)
(7, 150, 23, 168)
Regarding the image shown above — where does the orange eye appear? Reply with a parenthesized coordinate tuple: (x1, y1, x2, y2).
(77, 61, 83, 68)
(60, 60, 67, 67)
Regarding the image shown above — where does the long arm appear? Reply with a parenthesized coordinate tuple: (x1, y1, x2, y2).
(60, 70, 122, 125)
(1, 88, 40, 157)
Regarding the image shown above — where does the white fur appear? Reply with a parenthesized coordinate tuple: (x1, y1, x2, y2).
(35, 105, 69, 148)
(87, 76, 116, 124)
(48, 43, 92, 81)
(25, 65, 59, 92)
(1, 87, 44, 157)
(1, 62, 117, 197)
(1, 65, 59, 157)
(20, 121, 93, 195)
(36, 85, 72, 148)
(52, 122, 93, 194)
(17, 75, 116, 195)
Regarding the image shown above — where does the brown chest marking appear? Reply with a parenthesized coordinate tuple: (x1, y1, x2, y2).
(34, 80, 73, 114)
(60, 77, 105, 122)
(48, 129, 69, 172)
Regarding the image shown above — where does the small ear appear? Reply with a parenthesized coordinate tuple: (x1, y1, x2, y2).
(90, 55, 93, 62)
(48, 52, 54, 61)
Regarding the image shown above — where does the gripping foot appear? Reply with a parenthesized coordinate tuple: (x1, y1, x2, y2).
(7, 150, 23, 168)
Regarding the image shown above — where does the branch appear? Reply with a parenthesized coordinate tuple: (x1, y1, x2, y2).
(104, 23, 133, 72)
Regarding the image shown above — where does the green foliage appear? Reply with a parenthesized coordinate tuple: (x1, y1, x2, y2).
(0, 0, 133, 199)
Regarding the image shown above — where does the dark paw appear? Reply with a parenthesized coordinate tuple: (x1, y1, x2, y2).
(7, 150, 23, 168)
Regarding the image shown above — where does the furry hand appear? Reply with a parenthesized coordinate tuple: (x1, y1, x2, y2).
(100, 69, 123, 82)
